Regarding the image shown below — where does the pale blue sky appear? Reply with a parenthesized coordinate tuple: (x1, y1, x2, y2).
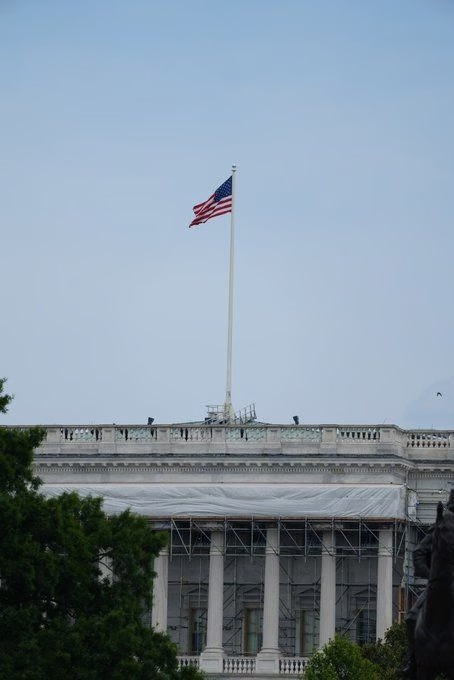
(2, 0, 454, 428)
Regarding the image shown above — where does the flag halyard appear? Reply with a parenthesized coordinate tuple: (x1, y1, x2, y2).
(189, 176, 232, 227)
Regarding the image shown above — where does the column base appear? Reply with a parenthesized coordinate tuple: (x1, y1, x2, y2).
(255, 648, 281, 674)
(199, 647, 225, 673)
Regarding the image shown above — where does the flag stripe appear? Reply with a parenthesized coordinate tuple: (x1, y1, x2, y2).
(193, 197, 231, 219)
(189, 202, 232, 226)
(189, 198, 232, 226)
(193, 194, 215, 214)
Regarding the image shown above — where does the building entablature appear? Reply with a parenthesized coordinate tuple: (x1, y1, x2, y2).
(3, 422, 453, 525)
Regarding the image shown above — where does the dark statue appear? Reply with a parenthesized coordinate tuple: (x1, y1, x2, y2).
(400, 490, 454, 680)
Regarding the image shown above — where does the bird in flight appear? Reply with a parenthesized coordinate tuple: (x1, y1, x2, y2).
(437, 392, 443, 397)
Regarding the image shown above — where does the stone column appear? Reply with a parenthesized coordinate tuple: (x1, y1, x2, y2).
(376, 528, 393, 640)
(199, 530, 225, 673)
(152, 545, 169, 632)
(256, 527, 281, 674)
(319, 530, 336, 647)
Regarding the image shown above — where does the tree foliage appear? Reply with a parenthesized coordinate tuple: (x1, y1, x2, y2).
(0, 381, 202, 679)
(303, 635, 381, 680)
(0, 377, 12, 413)
(360, 620, 407, 679)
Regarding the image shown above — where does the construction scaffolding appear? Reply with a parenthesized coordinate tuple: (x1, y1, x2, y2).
(152, 516, 423, 656)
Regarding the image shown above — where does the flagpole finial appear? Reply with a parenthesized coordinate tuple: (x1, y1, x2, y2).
(232, 164, 237, 173)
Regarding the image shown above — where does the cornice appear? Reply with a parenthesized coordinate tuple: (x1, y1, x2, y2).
(410, 469, 454, 478)
(34, 460, 410, 476)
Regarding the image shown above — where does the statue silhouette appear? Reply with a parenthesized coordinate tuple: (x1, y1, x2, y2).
(399, 490, 454, 680)
(412, 492, 454, 679)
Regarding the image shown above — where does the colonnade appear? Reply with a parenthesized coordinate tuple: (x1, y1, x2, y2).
(152, 525, 394, 673)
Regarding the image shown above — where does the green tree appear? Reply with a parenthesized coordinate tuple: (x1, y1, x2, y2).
(303, 635, 381, 680)
(360, 620, 407, 680)
(0, 380, 202, 680)
(361, 621, 447, 680)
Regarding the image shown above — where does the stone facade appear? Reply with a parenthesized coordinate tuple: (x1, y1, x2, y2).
(24, 422, 454, 677)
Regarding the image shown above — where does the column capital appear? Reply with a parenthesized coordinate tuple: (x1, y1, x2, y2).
(209, 530, 225, 556)
(264, 526, 280, 556)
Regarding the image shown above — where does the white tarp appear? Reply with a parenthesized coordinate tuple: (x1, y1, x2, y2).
(41, 483, 406, 519)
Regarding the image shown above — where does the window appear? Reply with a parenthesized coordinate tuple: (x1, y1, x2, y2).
(189, 607, 207, 654)
(243, 607, 263, 655)
(295, 610, 319, 655)
(356, 609, 376, 644)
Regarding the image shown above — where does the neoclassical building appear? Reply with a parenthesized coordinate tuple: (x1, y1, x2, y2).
(29, 421, 452, 677)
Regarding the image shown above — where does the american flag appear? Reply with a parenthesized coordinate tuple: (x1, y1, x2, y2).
(189, 176, 232, 227)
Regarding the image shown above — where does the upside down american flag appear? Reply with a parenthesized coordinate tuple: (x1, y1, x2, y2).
(189, 176, 232, 227)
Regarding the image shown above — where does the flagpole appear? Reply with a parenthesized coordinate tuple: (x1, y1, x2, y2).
(225, 164, 236, 421)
